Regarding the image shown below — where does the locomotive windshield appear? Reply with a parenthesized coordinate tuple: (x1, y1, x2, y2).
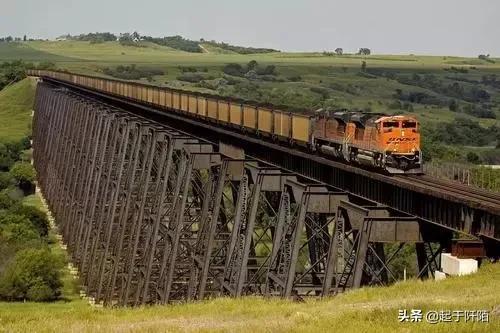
(402, 121, 417, 128)
(383, 121, 399, 128)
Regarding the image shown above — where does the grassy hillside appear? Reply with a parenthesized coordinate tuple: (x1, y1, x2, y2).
(0, 78, 36, 141)
(1, 40, 497, 166)
(16, 41, 499, 126)
(0, 262, 498, 332)
(0, 42, 73, 62)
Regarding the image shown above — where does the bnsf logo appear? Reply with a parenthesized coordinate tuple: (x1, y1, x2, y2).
(387, 137, 417, 143)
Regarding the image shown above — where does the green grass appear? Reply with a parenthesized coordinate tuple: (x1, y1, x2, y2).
(22, 194, 44, 211)
(0, 42, 73, 62)
(2, 41, 497, 131)
(0, 263, 498, 332)
(0, 78, 36, 142)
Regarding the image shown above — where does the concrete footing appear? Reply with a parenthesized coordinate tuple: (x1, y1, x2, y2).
(441, 253, 478, 276)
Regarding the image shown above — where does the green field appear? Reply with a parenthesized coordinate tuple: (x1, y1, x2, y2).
(23, 41, 500, 130)
(0, 260, 498, 332)
(2, 41, 500, 127)
(0, 78, 36, 141)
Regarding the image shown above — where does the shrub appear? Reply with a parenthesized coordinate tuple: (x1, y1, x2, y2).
(256, 65, 277, 76)
(1, 221, 40, 244)
(0, 143, 15, 171)
(0, 192, 17, 209)
(0, 172, 14, 190)
(203, 41, 278, 54)
(462, 104, 496, 119)
(145, 35, 202, 53)
(287, 75, 303, 82)
(178, 66, 198, 73)
(19, 136, 31, 150)
(176, 73, 206, 83)
(8, 204, 49, 237)
(223, 63, 245, 77)
(448, 99, 458, 112)
(466, 151, 481, 164)
(0, 248, 63, 301)
(10, 162, 36, 194)
(102, 65, 164, 81)
(310, 87, 330, 100)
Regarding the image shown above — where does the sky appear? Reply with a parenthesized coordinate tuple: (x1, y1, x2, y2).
(1, 0, 499, 56)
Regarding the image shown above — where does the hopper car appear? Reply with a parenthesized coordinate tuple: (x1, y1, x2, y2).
(28, 70, 422, 174)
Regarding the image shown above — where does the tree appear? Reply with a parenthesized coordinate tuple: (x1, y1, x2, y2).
(0, 193, 17, 209)
(23, 35, 27, 42)
(448, 99, 458, 112)
(223, 63, 245, 77)
(0, 172, 14, 190)
(9, 162, 36, 194)
(335, 48, 343, 55)
(466, 151, 480, 164)
(357, 48, 371, 55)
(0, 144, 15, 171)
(8, 204, 50, 237)
(246, 60, 258, 71)
(256, 65, 277, 76)
(0, 248, 63, 301)
(0, 219, 39, 243)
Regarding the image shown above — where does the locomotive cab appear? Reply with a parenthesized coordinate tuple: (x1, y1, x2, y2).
(377, 116, 422, 174)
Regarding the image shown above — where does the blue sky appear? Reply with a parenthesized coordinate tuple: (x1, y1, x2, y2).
(1, 0, 499, 56)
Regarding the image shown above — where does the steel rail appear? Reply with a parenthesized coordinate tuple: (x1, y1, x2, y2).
(38, 76, 500, 242)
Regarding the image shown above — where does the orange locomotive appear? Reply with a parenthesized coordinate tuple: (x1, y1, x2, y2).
(312, 111, 422, 174)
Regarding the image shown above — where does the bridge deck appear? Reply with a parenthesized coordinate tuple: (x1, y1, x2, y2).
(40, 76, 500, 246)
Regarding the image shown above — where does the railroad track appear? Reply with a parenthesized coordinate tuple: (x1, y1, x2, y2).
(38, 76, 500, 242)
(401, 174, 500, 209)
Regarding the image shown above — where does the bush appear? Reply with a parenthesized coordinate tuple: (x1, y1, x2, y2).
(102, 65, 164, 81)
(0, 172, 14, 190)
(256, 65, 277, 76)
(19, 136, 31, 150)
(0, 60, 29, 90)
(8, 204, 49, 237)
(10, 162, 36, 194)
(287, 75, 303, 82)
(0, 139, 26, 171)
(1, 221, 40, 244)
(203, 41, 278, 54)
(466, 151, 481, 164)
(310, 86, 330, 100)
(0, 248, 63, 301)
(176, 73, 212, 83)
(145, 35, 202, 53)
(178, 66, 198, 73)
(462, 104, 496, 119)
(0, 192, 17, 209)
(0, 144, 16, 171)
(223, 63, 245, 77)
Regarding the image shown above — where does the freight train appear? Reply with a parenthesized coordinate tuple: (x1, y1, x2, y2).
(28, 70, 422, 174)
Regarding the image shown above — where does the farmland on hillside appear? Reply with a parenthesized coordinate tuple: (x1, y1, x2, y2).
(2, 40, 500, 165)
